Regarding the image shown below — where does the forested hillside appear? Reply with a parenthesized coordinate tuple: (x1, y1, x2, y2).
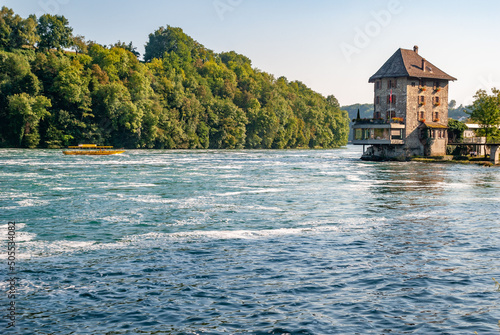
(0, 7, 349, 149)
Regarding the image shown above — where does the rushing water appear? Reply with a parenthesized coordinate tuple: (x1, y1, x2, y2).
(1, 146, 499, 334)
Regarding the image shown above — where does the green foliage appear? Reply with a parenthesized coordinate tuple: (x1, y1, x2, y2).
(6, 93, 51, 147)
(144, 25, 197, 63)
(112, 40, 140, 58)
(37, 14, 73, 51)
(0, 7, 349, 149)
(0, 7, 38, 50)
(71, 35, 88, 54)
(447, 119, 467, 142)
(468, 88, 500, 142)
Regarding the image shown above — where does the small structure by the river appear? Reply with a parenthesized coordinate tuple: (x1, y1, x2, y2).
(352, 46, 456, 160)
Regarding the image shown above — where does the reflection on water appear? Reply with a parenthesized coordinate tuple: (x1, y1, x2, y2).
(366, 162, 447, 212)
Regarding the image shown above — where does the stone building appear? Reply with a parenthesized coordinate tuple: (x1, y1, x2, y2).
(352, 46, 457, 160)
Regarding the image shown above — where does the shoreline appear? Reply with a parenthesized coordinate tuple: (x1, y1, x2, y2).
(360, 153, 498, 166)
(410, 156, 497, 167)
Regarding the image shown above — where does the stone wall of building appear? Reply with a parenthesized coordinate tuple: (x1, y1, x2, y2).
(362, 144, 407, 161)
(403, 77, 423, 155)
(410, 78, 449, 125)
(428, 138, 447, 156)
(373, 77, 407, 120)
(405, 78, 450, 156)
(370, 76, 451, 158)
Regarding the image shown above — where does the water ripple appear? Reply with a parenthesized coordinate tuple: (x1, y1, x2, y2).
(1, 147, 499, 334)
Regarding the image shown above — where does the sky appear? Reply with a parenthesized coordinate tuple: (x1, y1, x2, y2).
(3, 0, 500, 106)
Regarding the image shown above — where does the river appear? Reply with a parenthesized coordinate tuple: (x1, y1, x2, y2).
(1, 146, 499, 334)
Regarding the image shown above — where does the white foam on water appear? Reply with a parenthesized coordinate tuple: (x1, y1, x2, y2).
(120, 222, 378, 245)
(0, 192, 34, 200)
(206, 165, 243, 170)
(51, 187, 75, 192)
(0, 222, 26, 231)
(213, 188, 284, 197)
(171, 217, 208, 227)
(17, 198, 50, 207)
(110, 182, 158, 188)
(17, 239, 130, 260)
(133, 195, 179, 204)
(12, 231, 36, 243)
(0, 278, 95, 295)
(127, 228, 311, 242)
(242, 204, 285, 212)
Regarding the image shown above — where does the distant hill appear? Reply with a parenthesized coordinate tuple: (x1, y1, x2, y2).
(341, 104, 374, 141)
(448, 100, 468, 120)
(342, 103, 374, 121)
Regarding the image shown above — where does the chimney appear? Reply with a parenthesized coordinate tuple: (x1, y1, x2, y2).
(413, 45, 419, 54)
(422, 58, 426, 72)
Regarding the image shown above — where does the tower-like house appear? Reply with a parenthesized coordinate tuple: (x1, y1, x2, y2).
(353, 46, 456, 160)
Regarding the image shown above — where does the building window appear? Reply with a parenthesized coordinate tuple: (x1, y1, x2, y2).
(419, 79, 426, 91)
(418, 111, 425, 121)
(376, 81, 381, 90)
(391, 129, 403, 140)
(433, 81, 441, 91)
(387, 95, 396, 104)
(374, 111, 381, 119)
(355, 129, 362, 140)
(374, 128, 387, 140)
(433, 112, 439, 122)
(433, 96, 440, 106)
(412, 82, 416, 87)
(387, 79, 397, 89)
(418, 95, 425, 105)
(386, 110, 396, 119)
(376, 96, 380, 104)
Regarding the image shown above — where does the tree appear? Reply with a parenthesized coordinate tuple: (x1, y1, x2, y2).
(447, 119, 467, 142)
(0, 14, 350, 149)
(72, 35, 88, 54)
(37, 14, 73, 51)
(468, 88, 500, 142)
(0, 7, 38, 50)
(209, 98, 247, 149)
(449, 99, 457, 109)
(7, 93, 51, 147)
(113, 41, 140, 58)
(326, 94, 340, 109)
(0, 51, 40, 96)
(144, 25, 195, 62)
